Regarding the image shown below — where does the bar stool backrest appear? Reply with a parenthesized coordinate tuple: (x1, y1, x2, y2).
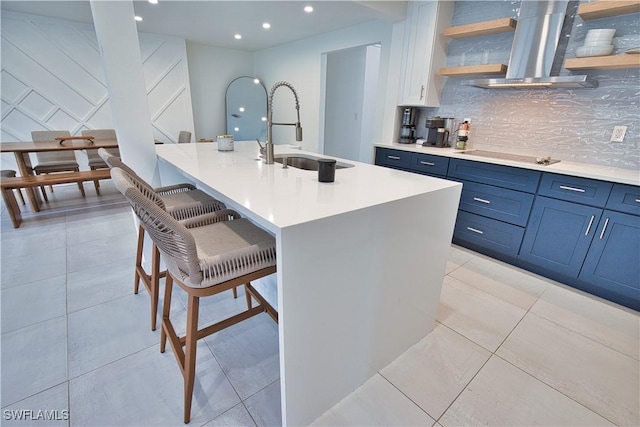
(99, 148, 165, 210)
(111, 167, 202, 284)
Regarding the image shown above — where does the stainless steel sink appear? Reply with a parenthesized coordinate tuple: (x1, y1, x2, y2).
(459, 150, 560, 166)
(274, 154, 354, 170)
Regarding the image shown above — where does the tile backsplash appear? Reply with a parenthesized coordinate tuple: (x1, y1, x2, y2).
(418, 1, 640, 170)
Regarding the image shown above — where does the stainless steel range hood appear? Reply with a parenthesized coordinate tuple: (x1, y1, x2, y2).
(464, 0, 598, 89)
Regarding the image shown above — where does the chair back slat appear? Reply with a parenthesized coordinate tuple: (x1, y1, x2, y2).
(31, 130, 77, 163)
(82, 130, 119, 161)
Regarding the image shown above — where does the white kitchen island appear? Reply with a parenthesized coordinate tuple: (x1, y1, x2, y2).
(156, 141, 462, 426)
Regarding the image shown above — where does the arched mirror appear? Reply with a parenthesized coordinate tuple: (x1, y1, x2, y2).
(225, 76, 268, 141)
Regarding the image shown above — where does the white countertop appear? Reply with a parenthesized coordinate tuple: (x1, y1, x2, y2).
(156, 141, 460, 231)
(375, 142, 640, 186)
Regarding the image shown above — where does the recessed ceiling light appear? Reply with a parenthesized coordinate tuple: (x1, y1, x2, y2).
(134, 16, 143, 22)
(148, 0, 158, 4)
(234, 34, 242, 40)
(304, 5, 314, 13)
(262, 22, 271, 29)
(234, 127, 240, 132)
(261, 117, 267, 122)
(239, 107, 245, 112)
(253, 78, 260, 84)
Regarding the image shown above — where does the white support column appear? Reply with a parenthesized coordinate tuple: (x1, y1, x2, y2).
(90, 0, 159, 185)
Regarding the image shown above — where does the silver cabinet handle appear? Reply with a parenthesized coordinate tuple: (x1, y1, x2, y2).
(420, 161, 435, 166)
(473, 197, 491, 204)
(420, 85, 425, 100)
(585, 215, 594, 236)
(635, 199, 640, 203)
(599, 218, 610, 239)
(388, 155, 401, 160)
(559, 185, 586, 193)
(466, 227, 483, 235)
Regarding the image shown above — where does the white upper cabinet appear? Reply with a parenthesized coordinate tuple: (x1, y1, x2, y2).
(399, 1, 454, 107)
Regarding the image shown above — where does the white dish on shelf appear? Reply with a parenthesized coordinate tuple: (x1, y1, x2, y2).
(576, 44, 614, 58)
(582, 40, 614, 47)
(585, 29, 616, 38)
(625, 47, 640, 54)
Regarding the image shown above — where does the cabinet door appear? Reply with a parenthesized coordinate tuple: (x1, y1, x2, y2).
(411, 153, 449, 176)
(400, 1, 453, 106)
(458, 180, 534, 227)
(454, 211, 525, 257)
(374, 148, 412, 170)
(519, 196, 602, 277)
(579, 211, 640, 306)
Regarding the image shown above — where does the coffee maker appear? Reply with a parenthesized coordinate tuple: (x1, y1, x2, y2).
(424, 116, 449, 147)
(398, 107, 417, 144)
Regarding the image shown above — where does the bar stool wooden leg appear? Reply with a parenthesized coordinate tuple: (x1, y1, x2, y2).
(184, 293, 200, 424)
(150, 244, 161, 331)
(134, 225, 145, 294)
(245, 283, 252, 309)
(160, 274, 173, 353)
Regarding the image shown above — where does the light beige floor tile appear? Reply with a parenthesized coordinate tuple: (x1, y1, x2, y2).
(445, 245, 475, 274)
(69, 342, 239, 426)
(1, 383, 69, 427)
(497, 313, 640, 426)
(449, 255, 549, 310)
(203, 403, 257, 427)
(437, 276, 527, 352)
(380, 323, 490, 420)
(1, 274, 67, 333)
(1, 316, 68, 406)
(244, 380, 282, 427)
(310, 374, 434, 426)
(531, 284, 640, 360)
(440, 355, 614, 426)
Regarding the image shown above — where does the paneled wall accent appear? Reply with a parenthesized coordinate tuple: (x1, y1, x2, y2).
(421, 1, 640, 170)
(0, 11, 194, 167)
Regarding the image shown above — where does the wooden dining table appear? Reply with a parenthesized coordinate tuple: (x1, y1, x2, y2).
(0, 138, 119, 213)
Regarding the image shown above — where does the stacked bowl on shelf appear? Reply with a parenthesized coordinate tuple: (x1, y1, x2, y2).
(576, 29, 615, 57)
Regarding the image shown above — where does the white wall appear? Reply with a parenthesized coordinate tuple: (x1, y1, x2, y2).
(1, 10, 195, 170)
(186, 41, 254, 140)
(253, 19, 398, 154)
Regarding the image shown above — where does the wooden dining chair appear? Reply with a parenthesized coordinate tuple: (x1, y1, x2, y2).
(111, 166, 277, 424)
(178, 130, 192, 143)
(81, 129, 119, 195)
(31, 130, 84, 200)
(98, 148, 232, 331)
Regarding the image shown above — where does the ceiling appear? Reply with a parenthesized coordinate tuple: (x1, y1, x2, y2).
(1, 0, 407, 52)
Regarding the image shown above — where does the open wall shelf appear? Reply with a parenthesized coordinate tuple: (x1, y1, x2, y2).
(564, 54, 640, 70)
(577, 0, 640, 20)
(439, 64, 508, 77)
(443, 17, 517, 39)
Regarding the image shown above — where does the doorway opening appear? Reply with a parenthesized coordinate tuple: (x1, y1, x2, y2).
(320, 43, 381, 163)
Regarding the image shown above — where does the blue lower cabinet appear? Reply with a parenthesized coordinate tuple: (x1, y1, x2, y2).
(606, 183, 640, 216)
(458, 180, 534, 227)
(411, 153, 449, 176)
(454, 211, 525, 257)
(519, 196, 602, 277)
(375, 148, 412, 170)
(579, 210, 640, 308)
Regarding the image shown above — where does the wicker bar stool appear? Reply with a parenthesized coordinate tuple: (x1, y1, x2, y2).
(98, 148, 229, 330)
(111, 167, 277, 424)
